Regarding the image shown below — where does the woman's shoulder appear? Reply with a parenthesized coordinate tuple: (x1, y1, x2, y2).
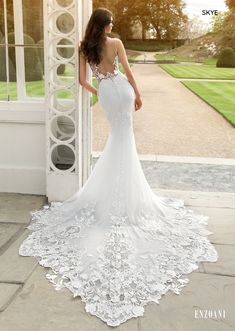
(106, 37, 122, 52)
(112, 37, 123, 49)
(113, 37, 121, 42)
(107, 36, 121, 43)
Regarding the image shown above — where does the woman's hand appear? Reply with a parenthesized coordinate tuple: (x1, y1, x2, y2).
(134, 94, 142, 111)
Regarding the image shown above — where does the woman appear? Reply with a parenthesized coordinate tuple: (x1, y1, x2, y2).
(19, 8, 218, 327)
(79, 9, 142, 112)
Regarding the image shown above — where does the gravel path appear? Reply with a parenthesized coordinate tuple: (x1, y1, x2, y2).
(92, 63, 235, 158)
(135, 51, 157, 61)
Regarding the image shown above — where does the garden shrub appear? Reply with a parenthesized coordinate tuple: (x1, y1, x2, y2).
(216, 46, 235, 68)
(0, 32, 43, 81)
(37, 39, 44, 74)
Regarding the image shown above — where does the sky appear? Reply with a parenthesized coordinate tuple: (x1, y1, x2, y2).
(183, 0, 228, 26)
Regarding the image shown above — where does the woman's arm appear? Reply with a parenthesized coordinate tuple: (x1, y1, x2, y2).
(79, 52, 98, 96)
(116, 38, 141, 97)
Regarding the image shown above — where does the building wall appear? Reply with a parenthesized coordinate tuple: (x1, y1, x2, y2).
(0, 105, 46, 194)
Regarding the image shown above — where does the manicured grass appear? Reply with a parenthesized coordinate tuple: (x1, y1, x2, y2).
(128, 53, 141, 61)
(0, 78, 77, 100)
(155, 54, 218, 65)
(0, 80, 45, 100)
(181, 81, 235, 126)
(0, 64, 74, 101)
(203, 58, 217, 65)
(0, 63, 126, 104)
(159, 64, 235, 79)
(155, 54, 195, 62)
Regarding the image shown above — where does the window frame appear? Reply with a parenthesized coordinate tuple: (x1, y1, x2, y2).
(0, 0, 45, 108)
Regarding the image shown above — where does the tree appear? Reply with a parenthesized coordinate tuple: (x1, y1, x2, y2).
(180, 16, 210, 39)
(226, 0, 235, 9)
(93, 0, 134, 40)
(148, 0, 188, 40)
(211, 2, 235, 37)
(223, 7, 235, 31)
(209, 1, 235, 50)
(93, 0, 188, 41)
(211, 11, 228, 33)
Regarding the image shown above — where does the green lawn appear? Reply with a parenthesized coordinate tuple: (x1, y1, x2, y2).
(181, 81, 235, 126)
(203, 58, 217, 65)
(0, 80, 45, 101)
(155, 54, 217, 65)
(159, 64, 235, 79)
(128, 53, 141, 61)
(155, 54, 195, 62)
(0, 63, 125, 104)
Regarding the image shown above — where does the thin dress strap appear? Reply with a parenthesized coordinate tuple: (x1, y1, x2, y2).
(115, 39, 117, 56)
(114, 39, 118, 65)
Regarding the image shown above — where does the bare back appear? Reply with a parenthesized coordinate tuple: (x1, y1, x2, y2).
(94, 37, 118, 76)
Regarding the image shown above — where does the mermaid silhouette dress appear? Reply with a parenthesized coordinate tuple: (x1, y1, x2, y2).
(19, 38, 218, 327)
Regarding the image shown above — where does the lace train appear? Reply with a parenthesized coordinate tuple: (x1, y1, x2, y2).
(19, 195, 218, 327)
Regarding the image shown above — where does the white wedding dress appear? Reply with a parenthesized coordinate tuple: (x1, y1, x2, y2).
(19, 41, 218, 327)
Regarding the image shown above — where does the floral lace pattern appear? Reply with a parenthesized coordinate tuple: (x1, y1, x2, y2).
(90, 55, 119, 83)
(19, 199, 218, 327)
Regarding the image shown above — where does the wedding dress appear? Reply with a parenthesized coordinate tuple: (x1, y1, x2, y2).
(19, 39, 218, 327)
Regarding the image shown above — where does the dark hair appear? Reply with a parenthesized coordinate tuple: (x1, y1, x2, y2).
(79, 8, 113, 65)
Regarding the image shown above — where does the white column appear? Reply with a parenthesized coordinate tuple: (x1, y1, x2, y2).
(44, 0, 92, 201)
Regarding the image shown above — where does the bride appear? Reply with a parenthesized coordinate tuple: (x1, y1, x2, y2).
(19, 7, 218, 327)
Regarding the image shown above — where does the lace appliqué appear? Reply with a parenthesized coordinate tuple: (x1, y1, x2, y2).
(19, 198, 218, 327)
(90, 55, 119, 83)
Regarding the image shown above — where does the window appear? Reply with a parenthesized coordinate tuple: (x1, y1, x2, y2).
(0, 0, 44, 102)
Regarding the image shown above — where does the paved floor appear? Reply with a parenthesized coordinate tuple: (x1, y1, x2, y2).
(0, 188, 234, 331)
(93, 157, 235, 193)
(92, 63, 235, 158)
